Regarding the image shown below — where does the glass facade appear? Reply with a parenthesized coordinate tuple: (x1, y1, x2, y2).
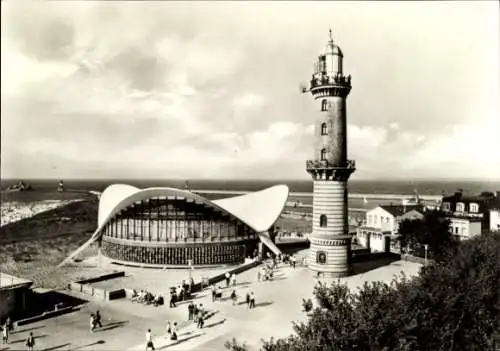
(102, 197, 256, 243)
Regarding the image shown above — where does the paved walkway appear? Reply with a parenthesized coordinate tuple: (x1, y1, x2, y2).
(0, 251, 422, 351)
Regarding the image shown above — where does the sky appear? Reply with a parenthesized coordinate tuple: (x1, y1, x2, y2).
(1, 1, 499, 180)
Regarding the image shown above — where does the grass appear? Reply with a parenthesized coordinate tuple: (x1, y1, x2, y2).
(0, 197, 99, 289)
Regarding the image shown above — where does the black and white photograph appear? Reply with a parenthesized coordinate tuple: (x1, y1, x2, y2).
(1, 1, 499, 350)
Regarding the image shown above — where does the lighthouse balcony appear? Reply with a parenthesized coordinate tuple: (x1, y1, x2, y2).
(306, 159, 356, 171)
(310, 73, 351, 89)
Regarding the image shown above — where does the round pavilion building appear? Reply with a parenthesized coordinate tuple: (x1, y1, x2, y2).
(61, 184, 289, 267)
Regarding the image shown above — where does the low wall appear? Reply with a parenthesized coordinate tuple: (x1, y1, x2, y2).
(15, 305, 79, 326)
(67, 271, 127, 301)
(76, 271, 125, 284)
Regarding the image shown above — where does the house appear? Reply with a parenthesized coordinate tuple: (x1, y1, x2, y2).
(489, 201, 500, 232)
(440, 190, 500, 240)
(356, 204, 424, 253)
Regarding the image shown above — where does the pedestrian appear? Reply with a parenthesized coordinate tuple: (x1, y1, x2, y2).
(164, 321, 171, 338)
(291, 255, 296, 269)
(230, 290, 237, 305)
(169, 293, 176, 308)
(231, 273, 236, 286)
(197, 304, 204, 329)
(5, 316, 13, 332)
(94, 310, 103, 329)
(188, 301, 194, 320)
(145, 329, 155, 351)
(25, 332, 35, 351)
(225, 272, 230, 287)
(170, 322, 178, 341)
(257, 271, 261, 282)
(211, 284, 217, 301)
(249, 292, 256, 309)
(2, 323, 8, 344)
(89, 313, 95, 333)
(245, 292, 250, 307)
(193, 304, 199, 323)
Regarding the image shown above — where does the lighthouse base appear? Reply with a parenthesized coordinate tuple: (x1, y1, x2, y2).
(307, 235, 352, 278)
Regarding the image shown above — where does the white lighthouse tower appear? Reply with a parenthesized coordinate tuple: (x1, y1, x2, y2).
(303, 30, 355, 277)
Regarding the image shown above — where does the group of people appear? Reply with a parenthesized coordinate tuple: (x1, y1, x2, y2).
(131, 290, 164, 306)
(1, 317, 35, 351)
(224, 272, 237, 287)
(257, 265, 275, 282)
(169, 280, 193, 308)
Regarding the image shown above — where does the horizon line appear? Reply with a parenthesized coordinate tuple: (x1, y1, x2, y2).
(1, 177, 500, 182)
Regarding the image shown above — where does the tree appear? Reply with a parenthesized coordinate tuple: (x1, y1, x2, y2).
(227, 232, 500, 351)
(398, 210, 455, 260)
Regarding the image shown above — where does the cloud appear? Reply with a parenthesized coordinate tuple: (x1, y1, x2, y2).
(1, 1, 498, 180)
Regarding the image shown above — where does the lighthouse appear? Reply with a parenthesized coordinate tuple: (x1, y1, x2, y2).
(303, 30, 355, 277)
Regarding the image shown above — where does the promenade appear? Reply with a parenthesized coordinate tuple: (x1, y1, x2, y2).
(0, 251, 422, 351)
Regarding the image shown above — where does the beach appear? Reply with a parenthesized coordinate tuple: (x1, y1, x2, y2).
(0, 199, 84, 227)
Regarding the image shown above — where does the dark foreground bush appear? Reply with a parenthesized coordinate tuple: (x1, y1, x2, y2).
(227, 233, 500, 351)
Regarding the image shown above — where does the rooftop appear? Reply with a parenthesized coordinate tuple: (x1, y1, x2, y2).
(0, 272, 33, 289)
(379, 204, 424, 218)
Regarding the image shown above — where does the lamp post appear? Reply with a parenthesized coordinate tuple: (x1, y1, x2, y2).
(424, 244, 429, 265)
(187, 259, 193, 281)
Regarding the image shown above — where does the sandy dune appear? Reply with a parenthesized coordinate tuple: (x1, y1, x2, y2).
(0, 199, 83, 227)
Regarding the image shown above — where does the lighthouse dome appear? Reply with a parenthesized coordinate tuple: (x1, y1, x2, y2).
(325, 41, 343, 57)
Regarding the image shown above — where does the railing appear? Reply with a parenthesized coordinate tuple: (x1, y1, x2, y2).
(310, 73, 351, 89)
(306, 159, 356, 170)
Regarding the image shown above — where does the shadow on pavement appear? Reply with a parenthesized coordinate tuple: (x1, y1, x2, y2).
(98, 320, 128, 332)
(158, 332, 205, 350)
(10, 334, 48, 344)
(351, 256, 400, 275)
(203, 319, 226, 329)
(70, 339, 105, 350)
(41, 343, 71, 351)
(254, 301, 274, 308)
(11, 325, 46, 334)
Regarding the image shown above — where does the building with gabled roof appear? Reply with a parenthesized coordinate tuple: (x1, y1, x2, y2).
(356, 204, 425, 253)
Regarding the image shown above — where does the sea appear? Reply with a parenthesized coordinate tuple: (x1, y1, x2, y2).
(2, 178, 499, 196)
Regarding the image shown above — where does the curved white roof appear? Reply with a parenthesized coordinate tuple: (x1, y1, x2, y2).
(97, 184, 289, 233)
(60, 184, 289, 266)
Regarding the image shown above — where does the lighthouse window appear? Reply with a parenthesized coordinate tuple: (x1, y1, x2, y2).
(320, 148, 327, 161)
(321, 122, 328, 135)
(321, 99, 328, 111)
(320, 215, 328, 228)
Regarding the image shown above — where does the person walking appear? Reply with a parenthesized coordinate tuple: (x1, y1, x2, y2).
(211, 284, 217, 301)
(25, 332, 35, 351)
(170, 322, 178, 341)
(2, 323, 8, 344)
(225, 272, 230, 287)
(164, 321, 171, 338)
(231, 273, 236, 286)
(188, 301, 195, 320)
(145, 329, 155, 351)
(94, 310, 103, 329)
(89, 314, 96, 333)
(245, 292, 250, 308)
(197, 304, 204, 329)
(249, 292, 256, 309)
(257, 271, 261, 282)
(230, 290, 237, 305)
